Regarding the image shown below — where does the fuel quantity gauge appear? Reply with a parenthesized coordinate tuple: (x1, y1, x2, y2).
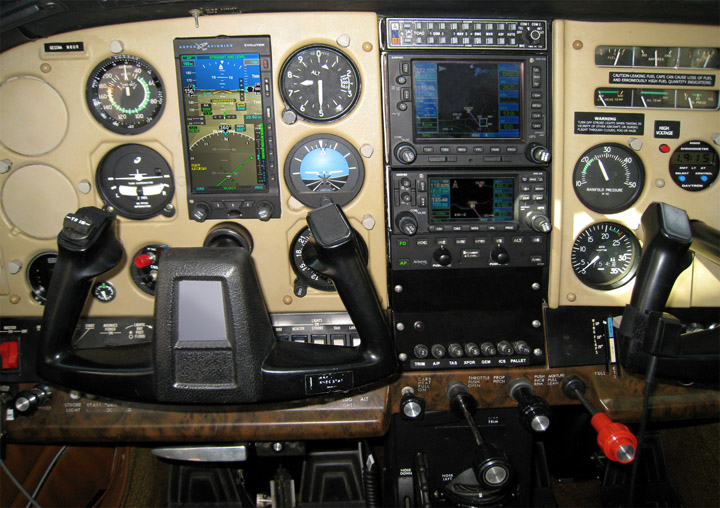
(595, 46, 634, 67)
(571, 222, 641, 290)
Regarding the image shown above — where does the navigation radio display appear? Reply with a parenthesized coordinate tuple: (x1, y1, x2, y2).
(429, 176, 514, 222)
(413, 61, 523, 140)
(178, 52, 267, 193)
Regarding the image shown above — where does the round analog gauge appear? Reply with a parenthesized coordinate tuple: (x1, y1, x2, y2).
(26, 252, 57, 304)
(96, 144, 175, 219)
(285, 134, 365, 208)
(573, 143, 645, 214)
(86, 55, 165, 134)
(291, 227, 336, 294)
(280, 45, 360, 122)
(571, 222, 641, 290)
(669, 140, 719, 191)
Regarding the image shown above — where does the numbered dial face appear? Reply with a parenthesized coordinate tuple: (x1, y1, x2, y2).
(285, 134, 364, 208)
(280, 45, 360, 122)
(291, 227, 336, 293)
(96, 144, 175, 219)
(573, 143, 645, 214)
(571, 222, 641, 290)
(26, 252, 57, 304)
(86, 55, 165, 134)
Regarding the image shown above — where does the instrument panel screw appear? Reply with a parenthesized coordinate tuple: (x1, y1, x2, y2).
(533, 348, 543, 357)
(572, 40, 583, 50)
(531, 282, 541, 291)
(532, 320, 542, 328)
(272, 442, 284, 453)
(655, 178, 666, 188)
(398, 353, 408, 361)
(0, 159, 12, 174)
(394, 285, 403, 293)
(396, 322, 405, 331)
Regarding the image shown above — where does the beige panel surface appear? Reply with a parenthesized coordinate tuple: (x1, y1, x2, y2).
(550, 20, 720, 309)
(0, 12, 386, 317)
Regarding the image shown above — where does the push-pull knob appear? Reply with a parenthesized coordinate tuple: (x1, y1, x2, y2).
(508, 378, 552, 432)
(561, 375, 637, 463)
(14, 385, 52, 416)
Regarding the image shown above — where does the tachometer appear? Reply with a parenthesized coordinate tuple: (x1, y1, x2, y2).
(86, 55, 165, 134)
(573, 143, 644, 214)
(280, 45, 360, 122)
(571, 222, 641, 290)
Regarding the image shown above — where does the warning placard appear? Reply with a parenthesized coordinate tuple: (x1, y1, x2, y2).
(574, 112, 645, 135)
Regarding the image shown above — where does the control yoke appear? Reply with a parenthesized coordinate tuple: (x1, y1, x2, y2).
(618, 202, 719, 382)
(38, 203, 397, 403)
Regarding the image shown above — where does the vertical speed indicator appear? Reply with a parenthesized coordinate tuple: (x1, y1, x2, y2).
(571, 222, 641, 290)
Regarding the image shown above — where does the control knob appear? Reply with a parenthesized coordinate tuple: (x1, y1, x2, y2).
(14, 385, 52, 416)
(256, 201, 274, 222)
(190, 202, 210, 222)
(526, 210, 552, 233)
(526, 143, 551, 164)
(395, 143, 417, 164)
(508, 378, 552, 432)
(433, 245, 452, 266)
(490, 245, 510, 265)
(395, 212, 419, 236)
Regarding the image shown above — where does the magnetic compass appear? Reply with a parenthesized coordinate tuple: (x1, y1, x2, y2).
(284, 134, 364, 208)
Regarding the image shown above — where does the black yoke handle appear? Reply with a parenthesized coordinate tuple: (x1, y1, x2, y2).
(38, 204, 397, 404)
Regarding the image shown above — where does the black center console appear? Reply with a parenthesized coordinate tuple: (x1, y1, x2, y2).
(381, 17, 551, 372)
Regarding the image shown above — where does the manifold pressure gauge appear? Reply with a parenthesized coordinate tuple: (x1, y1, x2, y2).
(573, 143, 644, 214)
(280, 44, 360, 122)
(571, 222, 641, 290)
(86, 55, 165, 134)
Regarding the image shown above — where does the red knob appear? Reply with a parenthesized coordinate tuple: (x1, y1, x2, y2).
(591, 412, 637, 463)
(133, 253, 154, 269)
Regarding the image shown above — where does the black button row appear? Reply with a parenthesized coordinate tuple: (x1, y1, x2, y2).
(211, 200, 256, 210)
(276, 332, 360, 347)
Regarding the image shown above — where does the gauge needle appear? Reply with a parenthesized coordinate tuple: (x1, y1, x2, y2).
(125, 86, 131, 96)
(318, 79, 324, 114)
(687, 95, 694, 109)
(123, 65, 128, 80)
(641, 96, 648, 108)
(599, 94, 607, 106)
(580, 255, 600, 274)
(597, 159, 610, 181)
(614, 51, 621, 66)
(704, 54, 712, 68)
(654, 49, 658, 66)
(300, 80, 314, 86)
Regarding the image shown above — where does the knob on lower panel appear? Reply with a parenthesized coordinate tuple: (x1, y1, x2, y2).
(508, 378, 552, 432)
(395, 212, 419, 236)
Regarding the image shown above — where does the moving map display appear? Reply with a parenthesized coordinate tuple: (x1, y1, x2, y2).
(413, 61, 522, 139)
(429, 177, 514, 222)
(179, 52, 267, 193)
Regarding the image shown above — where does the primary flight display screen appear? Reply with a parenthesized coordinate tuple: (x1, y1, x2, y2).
(429, 177, 514, 222)
(179, 52, 268, 193)
(413, 61, 522, 140)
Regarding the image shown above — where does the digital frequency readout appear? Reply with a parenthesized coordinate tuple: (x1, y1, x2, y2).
(414, 61, 522, 139)
(179, 53, 267, 193)
(430, 177, 514, 222)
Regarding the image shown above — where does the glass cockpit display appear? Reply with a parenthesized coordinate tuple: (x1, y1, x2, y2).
(179, 52, 266, 193)
(429, 177, 514, 222)
(413, 61, 522, 140)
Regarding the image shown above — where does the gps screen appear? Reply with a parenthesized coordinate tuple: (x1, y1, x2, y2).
(429, 177, 514, 222)
(413, 61, 522, 140)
